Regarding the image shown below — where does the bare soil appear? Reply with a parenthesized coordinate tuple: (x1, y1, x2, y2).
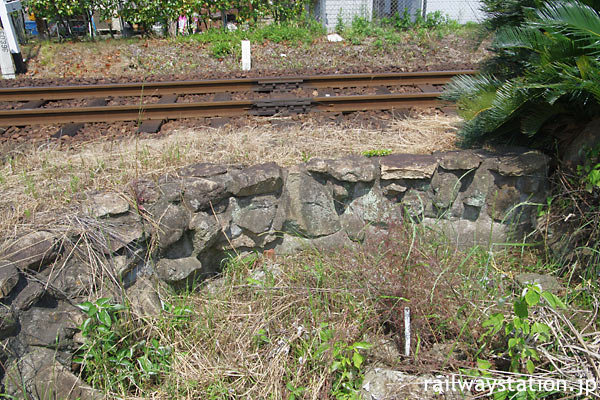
(3, 29, 488, 87)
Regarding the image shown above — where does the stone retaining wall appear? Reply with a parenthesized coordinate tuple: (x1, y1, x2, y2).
(0, 148, 549, 399)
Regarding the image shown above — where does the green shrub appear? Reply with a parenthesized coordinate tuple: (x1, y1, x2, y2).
(443, 0, 600, 148)
(210, 40, 236, 58)
(74, 298, 173, 394)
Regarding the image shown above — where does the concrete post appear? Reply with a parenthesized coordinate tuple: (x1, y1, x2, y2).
(241, 40, 251, 71)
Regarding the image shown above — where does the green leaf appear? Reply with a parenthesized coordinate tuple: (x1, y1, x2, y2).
(80, 317, 93, 335)
(532, 322, 551, 341)
(541, 292, 567, 309)
(352, 341, 372, 350)
(477, 358, 492, 371)
(526, 359, 535, 374)
(77, 301, 94, 314)
(514, 299, 529, 318)
(493, 391, 508, 400)
(331, 360, 341, 372)
(98, 309, 112, 328)
(96, 297, 111, 307)
(483, 313, 505, 334)
(352, 351, 364, 369)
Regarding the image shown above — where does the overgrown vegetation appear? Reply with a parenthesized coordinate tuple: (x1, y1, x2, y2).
(180, 19, 325, 58)
(75, 297, 175, 392)
(443, 0, 600, 148)
(25, 0, 312, 37)
(334, 11, 470, 51)
(66, 214, 599, 399)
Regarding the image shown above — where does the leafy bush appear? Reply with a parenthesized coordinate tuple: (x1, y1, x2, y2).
(75, 298, 173, 394)
(443, 0, 600, 148)
(25, 0, 313, 38)
(472, 285, 568, 399)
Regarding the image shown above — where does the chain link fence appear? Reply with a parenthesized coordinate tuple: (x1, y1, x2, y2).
(315, 0, 483, 30)
(373, 0, 483, 22)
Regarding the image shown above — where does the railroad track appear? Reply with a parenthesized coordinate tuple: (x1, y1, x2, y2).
(0, 70, 472, 135)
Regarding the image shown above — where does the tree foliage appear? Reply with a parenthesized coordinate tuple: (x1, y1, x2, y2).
(25, 0, 312, 34)
(443, 0, 600, 149)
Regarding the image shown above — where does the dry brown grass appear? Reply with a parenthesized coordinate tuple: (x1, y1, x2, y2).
(0, 113, 460, 240)
(116, 220, 487, 399)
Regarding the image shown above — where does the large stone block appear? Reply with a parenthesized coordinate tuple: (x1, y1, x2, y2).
(40, 258, 95, 300)
(486, 184, 523, 222)
(155, 256, 208, 285)
(190, 211, 222, 255)
(0, 307, 18, 340)
(148, 202, 190, 252)
(230, 162, 283, 196)
(96, 212, 146, 254)
(431, 171, 460, 210)
(178, 162, 229, 178)
(182, 177, 227, 212)
(282, 167, 341, 237)
(423, 217, 513, 249)
(232, 194, 280, 234)
(439, 150, 482, 170)
(462, 160, 495, 208)
(343, 184, 401, 225)
(20, 301, 80, 350)
(126, 276, 163, 317)
(380, 154, 438, 180)
(274, 230, 352, 255)
(3, 347, 100, 400)
(1, 231, 59, 271)
(306, 156, 379, 182)
(87, 192, 129, 218)
(494, 150, 549, 177)
(0, 261, 19, 299)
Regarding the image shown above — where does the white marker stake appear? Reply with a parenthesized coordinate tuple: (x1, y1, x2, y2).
(241, 40, 251, 71)
(0, 28, 15, 79)
(404, 307, 411, 356)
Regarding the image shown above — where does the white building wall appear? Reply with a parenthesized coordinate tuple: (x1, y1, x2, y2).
(425, 0, 484, 23)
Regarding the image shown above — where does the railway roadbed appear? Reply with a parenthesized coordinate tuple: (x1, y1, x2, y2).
(0, 70, 469, 138)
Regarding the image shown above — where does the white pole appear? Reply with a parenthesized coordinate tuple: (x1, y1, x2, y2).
(0, 27, 15, 78)
(241, 40, 251, 71)
(404, 307, 411, 357)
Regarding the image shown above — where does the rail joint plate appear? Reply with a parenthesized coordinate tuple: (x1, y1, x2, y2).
(254, 79, 304, 92)
(250, 98, 311, 116)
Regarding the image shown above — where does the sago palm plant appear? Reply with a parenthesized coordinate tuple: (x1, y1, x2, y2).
(443, 0, 600, 148)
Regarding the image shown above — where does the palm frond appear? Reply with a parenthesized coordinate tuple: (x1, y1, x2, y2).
(441, 74, 502, 121)
(536, 0, 600, 44)
(520, 103, 565, 136)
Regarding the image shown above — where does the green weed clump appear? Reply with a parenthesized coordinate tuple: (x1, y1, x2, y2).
(75, 298, 178, 394)
(338, 10, 464, 49)
(181, 20, 325, 58)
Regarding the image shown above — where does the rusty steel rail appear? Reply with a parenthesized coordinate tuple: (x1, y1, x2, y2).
(0, 92, 445, 126)
(0, 70, 473, 102)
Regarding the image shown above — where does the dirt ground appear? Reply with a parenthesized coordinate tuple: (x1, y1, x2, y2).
(11, 28, 488, 85)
